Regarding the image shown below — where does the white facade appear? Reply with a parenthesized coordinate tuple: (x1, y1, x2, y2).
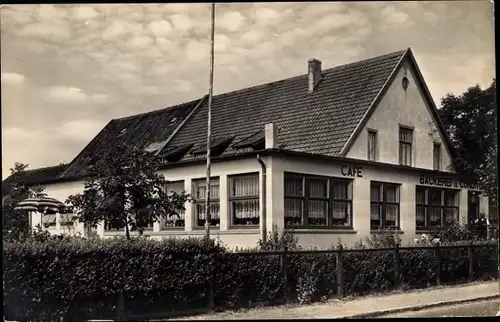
(30, 54, 489, 249)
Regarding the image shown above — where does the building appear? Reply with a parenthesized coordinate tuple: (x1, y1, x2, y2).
(3, 48, 489, 248)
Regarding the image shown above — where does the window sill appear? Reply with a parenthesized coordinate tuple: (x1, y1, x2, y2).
(371, 230, 404, 234)
(148, 228, 260, 236)
(416, 230, 434, 234)
(286, 229, 357, 234)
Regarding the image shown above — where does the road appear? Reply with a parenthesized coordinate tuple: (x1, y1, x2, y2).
(380, 299, 500, 317)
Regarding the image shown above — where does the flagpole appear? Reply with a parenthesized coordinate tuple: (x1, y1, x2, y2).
(205, 3, 215, 241)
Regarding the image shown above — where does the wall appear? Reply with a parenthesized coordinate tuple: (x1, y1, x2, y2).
(346, 57, 454, 172)
(36, 158, 266, 250)
(33, 154, 487, 250)
(271, 155, 486, 249)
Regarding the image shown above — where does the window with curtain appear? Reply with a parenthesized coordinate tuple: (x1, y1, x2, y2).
(399, 127, 413, 166)
(193, 178, 220, 227)
(370, 182, 400, 230)
(415, 187, 459, 229)
(284, 173, 352, 228)
(433, 143, 441, 170)
(368, 130, 377, 161)
(229, 173, 260, 226)
(164, 180, 186, 228)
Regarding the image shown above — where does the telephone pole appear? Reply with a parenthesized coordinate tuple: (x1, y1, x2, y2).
(205, 3, 215, 240)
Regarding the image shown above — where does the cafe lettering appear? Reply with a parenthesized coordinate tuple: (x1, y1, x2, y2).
(419, 175, 478, 189)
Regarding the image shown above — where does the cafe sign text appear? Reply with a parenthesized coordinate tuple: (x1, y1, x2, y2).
(419, 175, 478, 189)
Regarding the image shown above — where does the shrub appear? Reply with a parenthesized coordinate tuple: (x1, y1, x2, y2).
(429, 222, 481, 243)
(257, 225, 301, 251)
(3, 230, 498, 322)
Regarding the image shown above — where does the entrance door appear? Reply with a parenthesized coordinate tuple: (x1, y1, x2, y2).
(468, 191, 480, 224)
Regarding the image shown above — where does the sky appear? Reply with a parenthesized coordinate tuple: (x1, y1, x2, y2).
(0, 2, 495, 179)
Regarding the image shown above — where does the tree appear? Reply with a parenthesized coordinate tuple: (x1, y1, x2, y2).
(66, 143, 189, 239)
(439, 79, 497, 203)
(2, 162, 45, 240)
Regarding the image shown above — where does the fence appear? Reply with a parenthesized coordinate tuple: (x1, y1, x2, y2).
(3, 241, 499, 321)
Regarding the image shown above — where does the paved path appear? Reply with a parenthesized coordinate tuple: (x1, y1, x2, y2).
(381, 299, 500, 317)
(175, 281, 500, 320)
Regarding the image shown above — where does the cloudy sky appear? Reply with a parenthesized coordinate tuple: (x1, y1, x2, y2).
(1, 2, 495, 179)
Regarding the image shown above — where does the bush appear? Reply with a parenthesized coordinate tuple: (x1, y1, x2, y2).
(3, 229, 498, 321)
(429, 222, 481, 243)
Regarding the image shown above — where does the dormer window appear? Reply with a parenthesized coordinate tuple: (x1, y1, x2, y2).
(118, 127, 128, 136)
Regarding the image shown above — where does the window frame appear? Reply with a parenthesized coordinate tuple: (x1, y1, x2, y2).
(399, 126, 413, 166)
(163, 180, 186, 230)
(415, 186, 460, 230)
(284, 172, 353, 229)
(42, 214, 57, 228)
(192, 177, 221, 228)
(370, 181, 401, 230)
(433, 142, 441, 170)
(228, 172, 260, 227)
(367, 129, 378, 161)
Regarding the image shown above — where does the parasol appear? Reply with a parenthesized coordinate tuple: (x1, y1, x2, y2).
(15, 196, 70, 229)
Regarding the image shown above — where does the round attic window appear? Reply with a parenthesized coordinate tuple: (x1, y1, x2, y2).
(402, 76, 409, 91)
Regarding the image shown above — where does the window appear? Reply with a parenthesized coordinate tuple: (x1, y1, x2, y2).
(370, 182, 400, 230)
(229, 173, 260, 226)
(164, 180, 186, 228)
(433, 143, 441, 170)
(284, 173, 352, 228)
(399, 127, 413, 166)
(60, 214, 74, 226)
(368, 130, 377, 161)
(415, 187, 459, 229)
(193, 178, 220, 227)
(42, 214, 56, 228)
(104, 219, 125, 231)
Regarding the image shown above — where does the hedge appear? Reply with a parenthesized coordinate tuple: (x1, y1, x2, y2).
(3, 233, 498, 321)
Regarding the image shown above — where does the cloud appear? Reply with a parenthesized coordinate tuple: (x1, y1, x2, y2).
(217, 11, 246, 32)
(214, 34, 231, 53)
(56, 119, 106, 141)
(43, 86, 87, 103)
(240, 29, 266, 47)
(185, 40, 208, 62)
(71, 6, 99, 20)
(170, 14, 193, 30)
(1, 72, 26, 85)
(147, 20, 173, 37)
(380, 6, 412, 25)
(253, 8, 282, 26)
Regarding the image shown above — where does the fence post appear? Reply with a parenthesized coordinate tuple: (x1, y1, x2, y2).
(336, 244, 344, 298)
(393, 243, 401, 288)
(468, 243, 474, 281)
(434, 242, 441, 286)
(280, 247, 289, 304)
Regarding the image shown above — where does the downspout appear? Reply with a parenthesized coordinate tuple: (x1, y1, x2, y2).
(257, 154, 267, 243)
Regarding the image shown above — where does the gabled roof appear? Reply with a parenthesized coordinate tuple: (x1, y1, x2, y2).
(2, 164, 67, 188)
(165, 49, 408, 161)
(58, 98, 204, 177)
(30, 47, 457, 184)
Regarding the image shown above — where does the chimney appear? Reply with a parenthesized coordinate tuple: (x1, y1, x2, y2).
(308, 58, 322, 93)
(265, 123, 277, 149)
